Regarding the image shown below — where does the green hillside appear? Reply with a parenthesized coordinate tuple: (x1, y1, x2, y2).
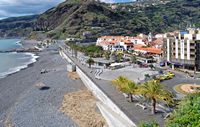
(0, 0, 199, 39)
(35, 0, 200, 39)
(0, 15, 38, 37)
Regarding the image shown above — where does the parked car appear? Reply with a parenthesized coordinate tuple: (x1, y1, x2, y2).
(167, 72, 175, 77)
(156, 72, 175, 81)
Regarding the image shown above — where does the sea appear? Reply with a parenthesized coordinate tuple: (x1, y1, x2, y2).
(0, 39, 38, 78)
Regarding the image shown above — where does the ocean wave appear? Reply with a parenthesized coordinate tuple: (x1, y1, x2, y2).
(9, 52, 17, 54)
(0, 53, 39, 79)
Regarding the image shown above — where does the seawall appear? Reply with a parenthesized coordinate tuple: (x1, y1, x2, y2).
(59, 50, 136, 127)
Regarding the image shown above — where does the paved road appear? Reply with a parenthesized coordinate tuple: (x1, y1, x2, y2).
(63, 49, 166, 126)
(63, 46, 200, 127)
(154, 66, 200, 98)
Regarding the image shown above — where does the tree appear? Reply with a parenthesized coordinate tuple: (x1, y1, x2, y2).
(137, 80, 173, 114)
(86, 57, 95, 68)
(166, 93, 200, 127)
(116, 53, 123, 62)
(131, 55, 137, 64)
(84, 44, 103, 57)
(103, 51, 111, 60)
(112, 76, 137, 102)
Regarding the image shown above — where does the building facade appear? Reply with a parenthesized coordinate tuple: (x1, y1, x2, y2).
(163, 28, 200, 70)
(96, 36, 146, 52)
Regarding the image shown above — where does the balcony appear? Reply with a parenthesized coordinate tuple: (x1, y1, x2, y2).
(171, 59, 195, 65)
(190, 46, 195, 49)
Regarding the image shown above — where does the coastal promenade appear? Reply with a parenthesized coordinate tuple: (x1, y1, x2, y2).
(61, 48, 165, 126)
(0, 47, 84, 127)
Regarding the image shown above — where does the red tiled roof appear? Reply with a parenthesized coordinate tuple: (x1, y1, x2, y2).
(133, 45, 162, 54)
(152, 38, 163, 45)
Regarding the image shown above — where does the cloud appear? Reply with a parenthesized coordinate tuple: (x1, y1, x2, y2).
(0, 0, 65, 19)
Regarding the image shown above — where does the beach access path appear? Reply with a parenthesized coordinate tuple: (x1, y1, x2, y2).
(0, 47, 84, 127)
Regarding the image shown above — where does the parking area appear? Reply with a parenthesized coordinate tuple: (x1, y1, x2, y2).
(99, 65, 159, 82)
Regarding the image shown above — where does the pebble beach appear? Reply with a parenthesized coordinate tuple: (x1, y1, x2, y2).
(0, 44, 85, 127)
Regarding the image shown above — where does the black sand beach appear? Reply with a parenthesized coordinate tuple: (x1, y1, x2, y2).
(0, 45, 85, 127)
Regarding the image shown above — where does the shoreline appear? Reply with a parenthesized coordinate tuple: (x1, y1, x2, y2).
(0, 46, 85, 127)
(0, 39, 39, 79)
(0, 55, 39, 79)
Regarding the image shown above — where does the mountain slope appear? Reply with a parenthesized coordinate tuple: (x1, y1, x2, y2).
(35, 0, 200, 39)
(0, 0, 199, 39)
(135, 0, 200, 32)
(35, 0, 123, 38)
(0, 15, 38, 37)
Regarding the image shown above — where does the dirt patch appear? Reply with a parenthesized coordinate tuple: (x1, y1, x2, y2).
(60, 90, 107, 127)
(181, 84, 200, 93)
(4, 113, 13, 127)
(68, 72, 80, 80)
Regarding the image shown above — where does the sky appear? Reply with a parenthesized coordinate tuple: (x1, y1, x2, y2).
(0, 0, 133, 19)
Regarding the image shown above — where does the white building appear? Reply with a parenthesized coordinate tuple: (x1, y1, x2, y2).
(96, 36, 146, 52)
(96, 36, 134, 52)
(163, 28, 200, 70)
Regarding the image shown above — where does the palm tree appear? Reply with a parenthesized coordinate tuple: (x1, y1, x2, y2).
(137, 80, 173, 114)
(103, 51, 111, 60)
(86, 57, 95, 68)
(116, 53, 123, 62)
(112, 76, 137, 102)
(131, 55, 137, 64)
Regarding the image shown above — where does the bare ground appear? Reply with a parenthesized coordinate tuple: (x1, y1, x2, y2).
(181, 84, 200, 93)
(60, 90, 107, 127)
(68, 72, 80, 80)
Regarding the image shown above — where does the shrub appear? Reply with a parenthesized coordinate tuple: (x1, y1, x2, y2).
(166, 93, 200, 127)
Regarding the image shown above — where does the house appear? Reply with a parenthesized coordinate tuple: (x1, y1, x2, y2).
(96, 36, 134, 52)
(133, 44, 162, 55)
(149, 38, 164, 49)
(155, 34, 165, 38)
(132, 37, 147, 45)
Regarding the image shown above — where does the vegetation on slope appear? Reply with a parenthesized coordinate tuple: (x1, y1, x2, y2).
(166, 93, 200, 127)
(0, 15, 38, 37)
(0, 0, 199, 39)
(35, 0, 200, 39)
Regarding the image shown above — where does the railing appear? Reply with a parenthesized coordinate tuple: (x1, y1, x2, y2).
(171, 59, 195, 65)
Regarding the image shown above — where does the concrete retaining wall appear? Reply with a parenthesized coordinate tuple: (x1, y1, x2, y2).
(60, 50, 136, 127)
(60, 51, 73, 63)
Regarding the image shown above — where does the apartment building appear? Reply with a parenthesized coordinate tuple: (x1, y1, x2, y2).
(163, 28, 200, 70)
